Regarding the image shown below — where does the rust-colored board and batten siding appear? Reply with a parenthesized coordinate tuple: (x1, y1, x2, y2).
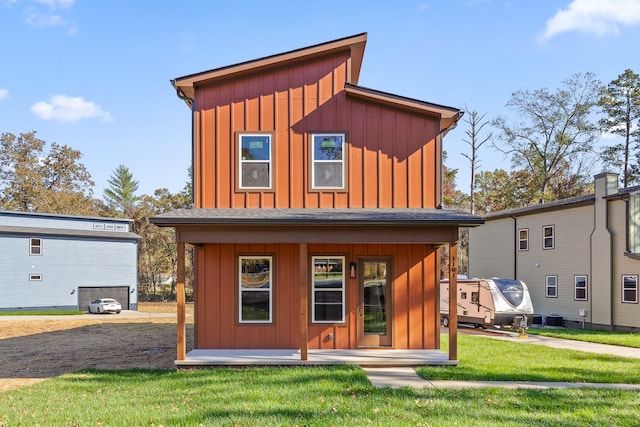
(195, 243, 439, 351)
(189, 51, 442, 210)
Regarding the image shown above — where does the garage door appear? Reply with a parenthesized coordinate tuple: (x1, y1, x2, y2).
(78, 287, 130, 311)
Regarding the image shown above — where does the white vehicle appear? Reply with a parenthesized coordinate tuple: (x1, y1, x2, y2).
(440, 278, 533, 328)
(88, 298, 122, 314)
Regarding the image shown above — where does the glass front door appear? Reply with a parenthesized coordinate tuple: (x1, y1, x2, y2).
(358, 259, 392, 347)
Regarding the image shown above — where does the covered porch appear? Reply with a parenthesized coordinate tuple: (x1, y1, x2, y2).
(150, 208, 483, 366)
(176, 349, 458, 368)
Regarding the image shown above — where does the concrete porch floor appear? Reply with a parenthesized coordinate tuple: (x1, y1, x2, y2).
(175, 349, 458, 368)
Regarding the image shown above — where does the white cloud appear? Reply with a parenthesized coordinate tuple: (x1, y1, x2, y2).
(33, 0, 74, 9)
(25, 10, 65, 27)
(0, 89, 8, 100)
(539, 0, 640, 41)
(31, 95, 112, 123)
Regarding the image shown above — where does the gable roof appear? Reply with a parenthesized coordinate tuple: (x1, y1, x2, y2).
(172, 33, 368, 103)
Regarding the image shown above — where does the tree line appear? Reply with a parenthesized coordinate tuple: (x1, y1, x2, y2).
(0, 130, 192, 300)
(2, 69, 638, 290)
(445, 69, 640, 215)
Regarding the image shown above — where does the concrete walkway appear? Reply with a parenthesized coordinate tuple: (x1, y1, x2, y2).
(365, 330, 640, 389)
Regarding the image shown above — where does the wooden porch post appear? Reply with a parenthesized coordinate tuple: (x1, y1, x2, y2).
(448, 242, 458, 361)
(300, 243, 309, 360)
(176, 242, 186, 361)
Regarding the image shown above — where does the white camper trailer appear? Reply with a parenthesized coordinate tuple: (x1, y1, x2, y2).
(440, 278, 534, 328)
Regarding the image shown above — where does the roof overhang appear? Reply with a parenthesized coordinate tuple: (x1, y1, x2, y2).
(0, 225, 140, 241)
(151, 208, 483, 244)
(172, 33, 368, 104)
(345, 83, 463, 132)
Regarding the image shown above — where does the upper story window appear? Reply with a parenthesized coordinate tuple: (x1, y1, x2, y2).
(574, 275, 587, 301)
(310, 133, 346, 190)
(545, 275, 558, 298)
(238, 133, 272, 190)
(518, 228, 529, 251)
(622, 275, 638, 304)
(627, 193, 640, 254)
(543, 225, 555, 249)
(238, 256, 273, 323)
(312, 256, 345, 323)
(30, 238, 42, 256)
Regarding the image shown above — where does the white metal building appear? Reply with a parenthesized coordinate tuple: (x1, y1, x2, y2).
(0, 211, 139, 311)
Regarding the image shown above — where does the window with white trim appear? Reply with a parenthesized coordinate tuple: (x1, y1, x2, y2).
(29, 274, 42, 281)
(312, 256, 345, 322)
(543, 225, 555, 249)
(238, 134, 272, 189)
(311, 133, 345, 189)
(518, 228, 528, 251)
(238, 256, 272, 323)
(545, 275, 558, 298)
(30, 238, 42, 255)
(574, 275, 587, 301)
(628, 193, 640, 254)
(622, 275, 638, 303)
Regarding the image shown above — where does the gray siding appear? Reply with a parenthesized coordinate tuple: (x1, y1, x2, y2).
(0, 212, 138, 311)
(610, 200, 640, 327)
(511, 205, 593, 322)
(468, 217, 515, 279)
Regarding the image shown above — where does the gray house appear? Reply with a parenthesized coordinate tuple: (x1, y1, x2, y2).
(0, 211, 139, 312)
(469, 173, 640, 331)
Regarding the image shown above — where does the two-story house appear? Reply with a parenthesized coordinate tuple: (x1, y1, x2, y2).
(151, 33, 482, 365)
(469, 173, 640, 331)
(0, 210, 139, 311)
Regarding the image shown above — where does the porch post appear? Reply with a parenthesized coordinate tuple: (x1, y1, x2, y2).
(176, 242, 186, 361)
(300, 243, 309, 360)
(448, 242, 458, 361)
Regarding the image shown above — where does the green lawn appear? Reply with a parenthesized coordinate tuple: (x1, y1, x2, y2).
(0, 310, 84, 316)
(3, 333, 640, 426)
(2, 367, 640, 426)
(527, 327, 640, 348)
(418, 334, 640, 383)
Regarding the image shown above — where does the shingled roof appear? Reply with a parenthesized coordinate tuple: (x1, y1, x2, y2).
(151, 208, 483, 227)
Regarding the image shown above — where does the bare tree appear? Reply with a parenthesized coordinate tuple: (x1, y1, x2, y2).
(461, 108, 492, 214)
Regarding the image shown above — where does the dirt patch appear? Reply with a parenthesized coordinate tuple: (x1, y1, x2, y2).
(0, 303, 194, 392)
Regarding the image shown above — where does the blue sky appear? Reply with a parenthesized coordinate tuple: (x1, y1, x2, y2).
(2, 0, 640, 198)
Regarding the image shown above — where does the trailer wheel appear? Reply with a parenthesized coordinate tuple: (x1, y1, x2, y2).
(442, 316, 449, 327)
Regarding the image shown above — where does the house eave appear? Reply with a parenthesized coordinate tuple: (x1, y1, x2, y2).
(172, 33, 368, 103)
(150, 208, 484, 228)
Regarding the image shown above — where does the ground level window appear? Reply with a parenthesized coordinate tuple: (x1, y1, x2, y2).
(546, 275, 558, 298)
(574, 275, 587, 300)
(622, 275, 638, 303)
(312, 256, 345, 323)
(239, 256, 272, 323)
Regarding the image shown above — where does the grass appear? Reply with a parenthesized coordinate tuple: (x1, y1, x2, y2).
(0, 310, 84, 316)
(417, 334, 640, 383)
(2, 367, 640, 426)
(3, 330, 640, 425)
(527, 327, 640, 348)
